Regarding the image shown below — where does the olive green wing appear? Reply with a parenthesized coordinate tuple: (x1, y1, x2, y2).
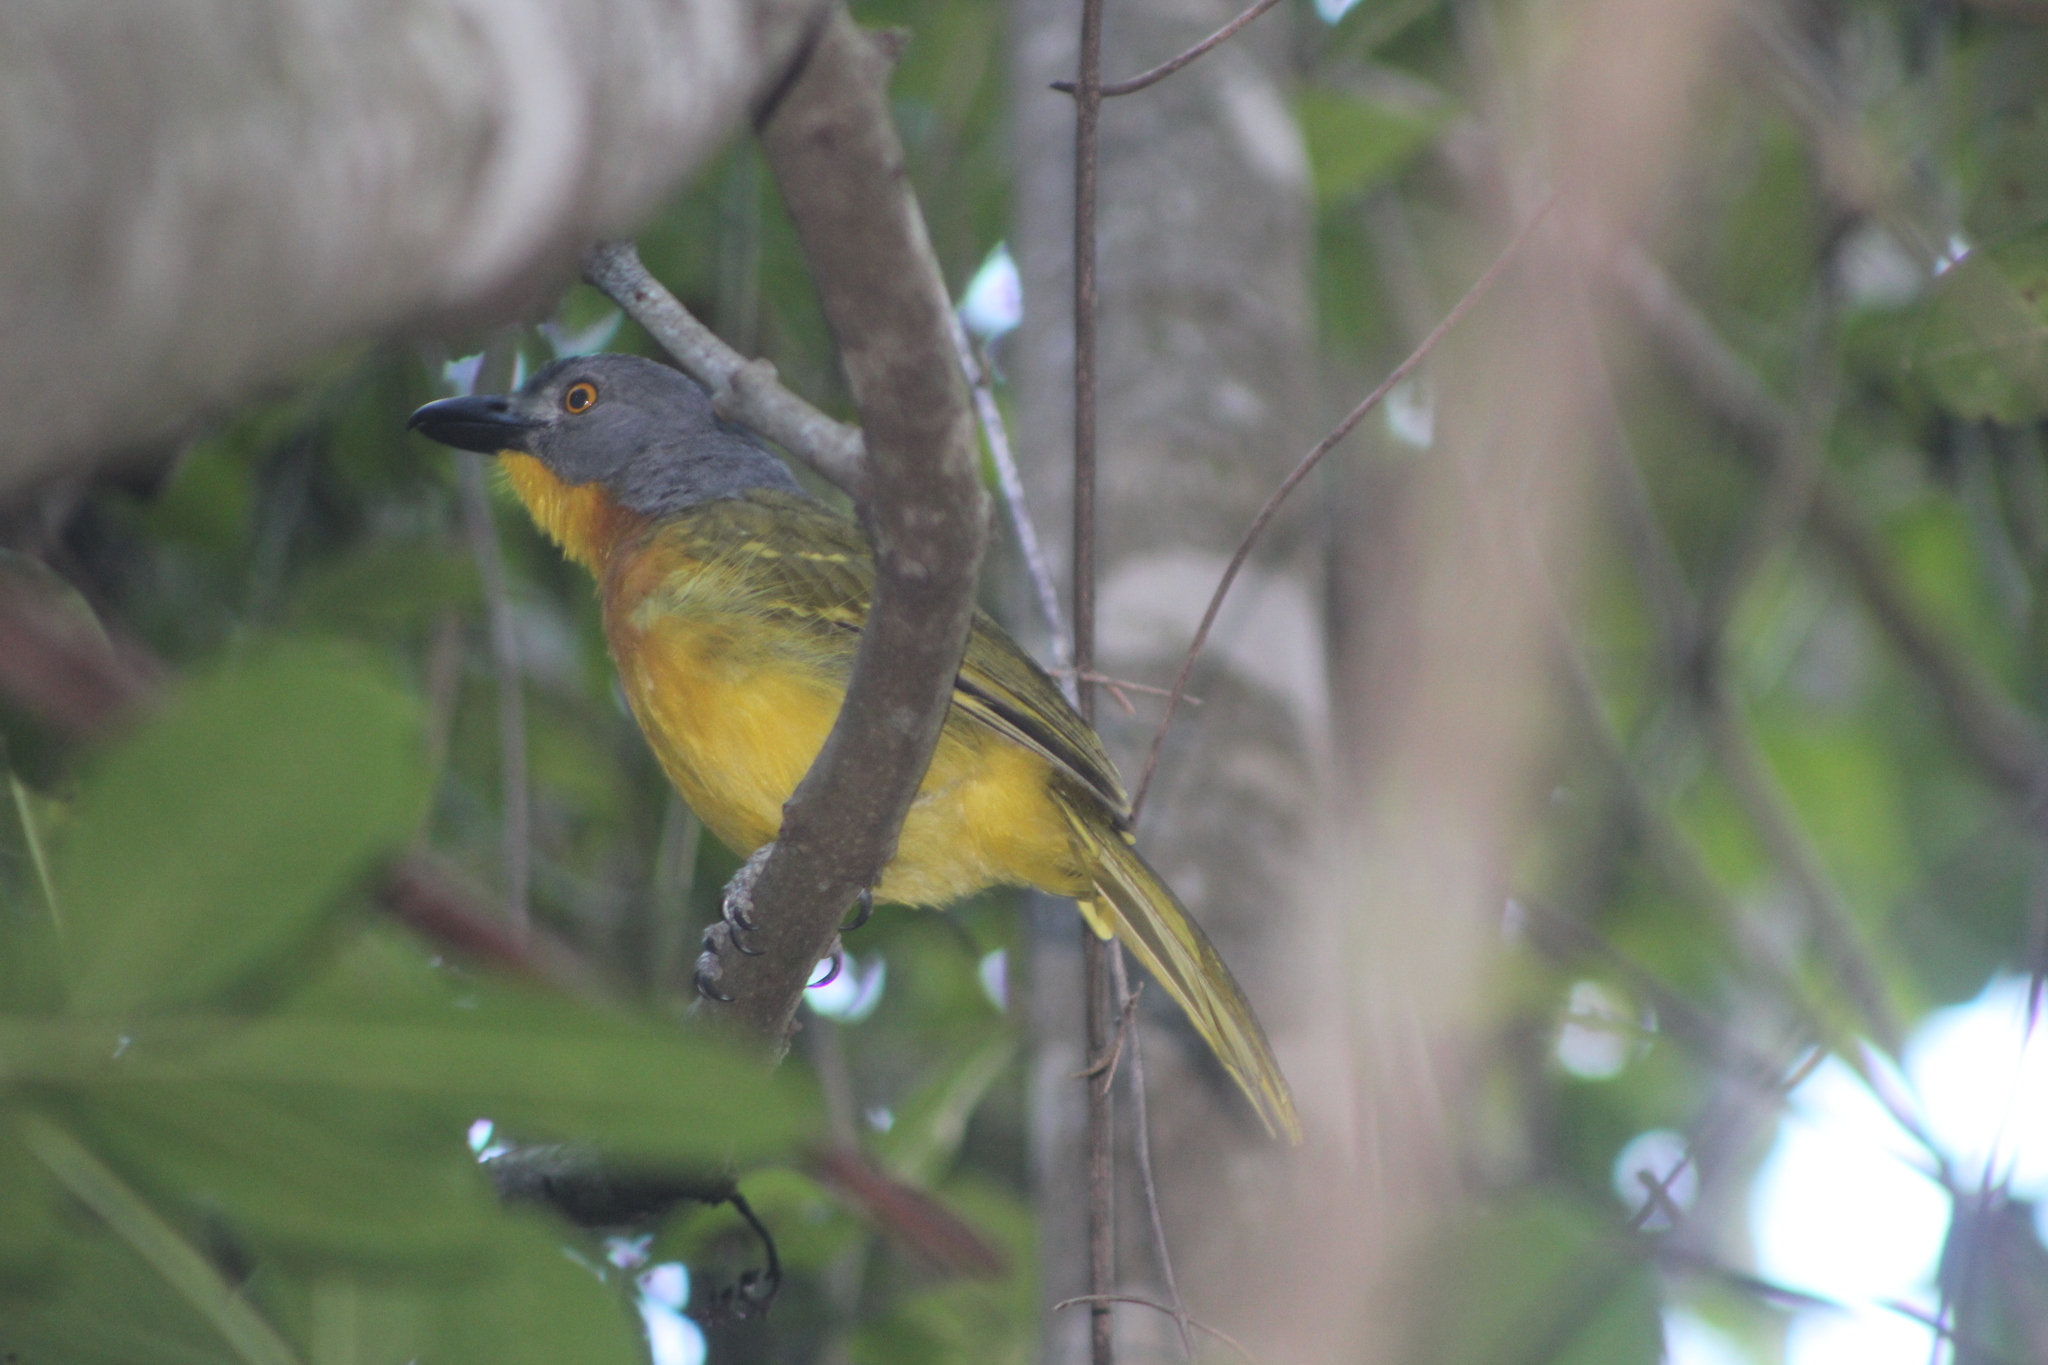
(954, 623, 1131, 825)
(659, 488, 1132, 822)
(653, 489, 877, 643)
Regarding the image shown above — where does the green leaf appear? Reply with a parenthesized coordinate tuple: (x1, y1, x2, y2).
(1909, 235, 2048, 422)
(62, 1082, 502, 1269)
(1297, 84, 1447, 204)
(0, 1107, 59, 1288)
(56, 643, 430, 1013)
(0, 1213, 250, 1365)
(19, 1113, 304, 1365)
(256, 1213, 643, 1365)
(0, 1008, 819, 1168)
(1401, 1195, 1662, 1365)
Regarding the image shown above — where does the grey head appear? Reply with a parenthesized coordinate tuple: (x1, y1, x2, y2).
(407, 353, 802, 514)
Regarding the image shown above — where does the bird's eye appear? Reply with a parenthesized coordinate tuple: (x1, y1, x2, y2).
(562, 381, 598, 415)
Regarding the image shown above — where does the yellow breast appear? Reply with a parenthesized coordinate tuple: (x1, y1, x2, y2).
(602, 537, 1086, 907)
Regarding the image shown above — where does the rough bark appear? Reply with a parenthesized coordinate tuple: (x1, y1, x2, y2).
(1009, 0, 1327, 1356)
(0, 0, 823, 499)
(692, 7, 988, 1050)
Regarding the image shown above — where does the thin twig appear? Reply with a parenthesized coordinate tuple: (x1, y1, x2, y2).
(951, 313, 1073, 685)
(374, 855, 607, 999)
(582, 240, 868, 499)
(1071, 0, 1116, 1355)
(1077, 972, 1144, 1084)
(1049, 0, 1285, 98)
(454, 334, 530, 940)
(1109, 953, 1193, 1363)
(1628, 1159, 1694, 1231)
(1130, 196, 1553, 819)
(1055, 669, 1202, 705)
(1053, 1297, 1263, 1365)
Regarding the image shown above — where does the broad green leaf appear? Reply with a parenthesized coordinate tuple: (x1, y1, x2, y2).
(0, 1212, 250, 1365)
(1297, 84, 1447, 204)
(0, 1107, 59, 1288)
(19, 1113, 303, 1365)
(284, 1212, 641, 1365)
(1402, 1195, 1662, 1365)
(1909, 235, 2048, 422)
(56, 644, 430, 1013)
(62, 1083, 501, 1269)
(0, 1008, 819, 1167)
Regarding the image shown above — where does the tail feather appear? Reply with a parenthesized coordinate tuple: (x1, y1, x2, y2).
(1065, 811, 1302, 1143)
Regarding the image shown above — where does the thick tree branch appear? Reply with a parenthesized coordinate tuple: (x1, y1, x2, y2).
(690, 6, 987, 1048)
(582, 240, 868, 499)
(0, 0, 826, 502)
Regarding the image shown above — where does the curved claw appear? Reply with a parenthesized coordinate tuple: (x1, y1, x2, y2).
(842, 887, 874, 932)
(695, 929, 735, 1003)
(694, 964, 734, 1004)
(808, 950, 844, 989)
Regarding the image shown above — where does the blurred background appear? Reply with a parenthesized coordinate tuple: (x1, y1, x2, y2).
(5, 0, 2048, 1362)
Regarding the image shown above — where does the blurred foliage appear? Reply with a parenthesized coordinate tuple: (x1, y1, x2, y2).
(3, 0, 2048, 1360)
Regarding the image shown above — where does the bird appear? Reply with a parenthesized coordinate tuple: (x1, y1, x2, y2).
(409, 352, 1301, 1142)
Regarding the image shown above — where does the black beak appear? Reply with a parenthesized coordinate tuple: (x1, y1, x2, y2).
(406, 394, 542, 455)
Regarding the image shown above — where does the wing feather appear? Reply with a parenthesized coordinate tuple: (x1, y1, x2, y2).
(653, 489, 1131, 819)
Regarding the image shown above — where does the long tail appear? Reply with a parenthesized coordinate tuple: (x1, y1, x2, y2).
(1063, 809, 1303, 1143)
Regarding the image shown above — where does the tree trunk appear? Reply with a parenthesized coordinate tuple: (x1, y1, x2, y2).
(1008, 0, 1331, 1356)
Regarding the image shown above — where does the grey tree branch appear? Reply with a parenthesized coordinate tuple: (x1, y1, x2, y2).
(582, 240, 868, 499)
(689, 6, 987, 1049)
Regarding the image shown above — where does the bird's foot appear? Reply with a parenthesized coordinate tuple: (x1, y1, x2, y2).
(842, 886, 874, 933)
(720, 843, 777, 956)
(694, 923, 735, 1003)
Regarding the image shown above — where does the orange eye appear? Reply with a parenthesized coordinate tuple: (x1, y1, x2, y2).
(562, 381, 598, 414)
